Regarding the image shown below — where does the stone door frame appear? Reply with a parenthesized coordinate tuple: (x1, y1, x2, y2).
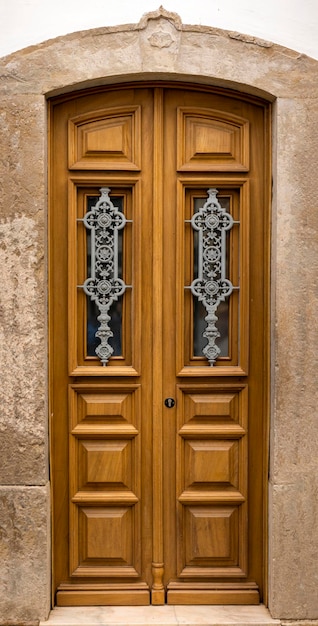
(1, 7, 318, 622)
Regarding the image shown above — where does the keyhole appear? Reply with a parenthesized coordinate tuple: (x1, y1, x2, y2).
(164, 398, 175, 408)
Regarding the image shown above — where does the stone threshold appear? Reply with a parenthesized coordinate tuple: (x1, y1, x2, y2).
(40, 604, 279, 626)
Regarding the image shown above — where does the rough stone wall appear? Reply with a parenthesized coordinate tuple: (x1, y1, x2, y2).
(0, 6, 318, 622)
(269, 96, 318, 618)
(0, 92, 50, 621)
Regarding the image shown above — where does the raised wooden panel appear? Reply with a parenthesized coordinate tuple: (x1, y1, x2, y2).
(70, 505, 139, 577)
(185, 392, 239, 422)
(68, 107, 141, 170)
(81, 393, 130, 417)
(70, 385, 140, 436)
(178, 386, 247, 438)
(79, 440, 132, 488)
(177, 108, 249, 171)
(81, 506, 133, 561)
(185, 440, 238, 489)
(178, 504, 247, 578)
(185, 505, 238, 563)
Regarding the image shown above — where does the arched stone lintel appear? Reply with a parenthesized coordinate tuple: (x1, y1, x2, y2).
(44, 72, 276, 102)
(0, 8, 317, 100)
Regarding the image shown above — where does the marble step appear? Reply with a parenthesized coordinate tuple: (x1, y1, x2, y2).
(40, 604, 280, 626)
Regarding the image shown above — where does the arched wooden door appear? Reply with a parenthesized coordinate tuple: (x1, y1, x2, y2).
(50, 84, 269, 606)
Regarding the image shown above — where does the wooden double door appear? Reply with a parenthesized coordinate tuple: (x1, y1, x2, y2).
(50, 85, 269, 606)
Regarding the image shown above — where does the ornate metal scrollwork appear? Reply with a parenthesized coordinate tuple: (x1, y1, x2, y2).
(79, 187, 131, 366)
(188, 188, 236, 366)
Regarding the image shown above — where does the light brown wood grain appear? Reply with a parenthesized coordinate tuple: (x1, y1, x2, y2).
(50, 84, 270, 606)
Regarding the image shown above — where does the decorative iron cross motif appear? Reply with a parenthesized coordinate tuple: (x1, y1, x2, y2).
(189, 188, 235, 366)
(80, 187, 130, 366)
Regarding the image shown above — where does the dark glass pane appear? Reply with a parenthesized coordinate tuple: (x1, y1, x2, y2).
(192, 196, 230, 358)
(86, 195, 123, 358)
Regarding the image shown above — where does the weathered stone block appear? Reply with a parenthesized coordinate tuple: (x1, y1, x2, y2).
(269, 480, 318, 618)
(0, 486, 50, 622)
(0, 95, 47, 485)
(271, 98, 318, 484)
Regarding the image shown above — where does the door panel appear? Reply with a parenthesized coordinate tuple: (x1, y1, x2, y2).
(68, 106, 142, 170)
(161, 88, 267, 604)
(69, 384, 141, 579)
(50, 84, 269, 606)
(176, 107, 250, 171)
(51, 87, 154, 606)
(69, 182, 140, 375)
(175, 385, 248, 577)
(179, 185, 247, 372)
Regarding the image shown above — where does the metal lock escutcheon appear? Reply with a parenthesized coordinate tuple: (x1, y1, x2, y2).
(164, 397, 175, 408)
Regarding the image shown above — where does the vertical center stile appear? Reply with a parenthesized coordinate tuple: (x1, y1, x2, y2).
(151, 88, 165, 604)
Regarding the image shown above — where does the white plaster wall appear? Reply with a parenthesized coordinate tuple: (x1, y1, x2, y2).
(1, 0, 318, 60)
